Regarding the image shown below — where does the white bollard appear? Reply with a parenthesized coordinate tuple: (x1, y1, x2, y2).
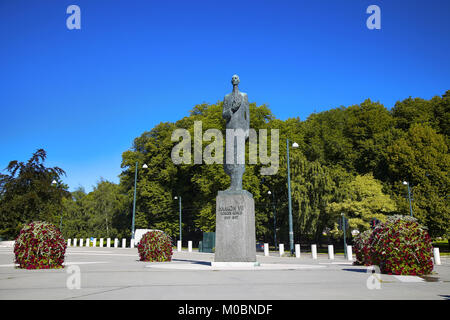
(93, 238, 97, 247)
(347, 245, 353, 261)
(68, 239, 71, 247)
(295, 244, 301, 258)
(79, 238, 83, 247)
(279, 243, 284, 256)
(264, 243, 269, 256)
(328, 244, 334, 260)
(85, 238, 89, 247)
(434, 247, 441, 265)
(311, 244, 317, 259)
(122, 239, 126, 248)
(114, 238, 118, 248)
(73, 238, 77, 247)
(188, 241, 192, 252)
(100, 238, 104, 248)
(130, 239, 134, 248)
(107, 238, 111, 248)
(177, 240, 182, 252)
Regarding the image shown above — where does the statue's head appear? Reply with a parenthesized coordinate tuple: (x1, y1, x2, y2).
(231, 74, 240, 86)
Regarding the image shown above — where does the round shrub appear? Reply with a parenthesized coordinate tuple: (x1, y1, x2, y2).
(14, 221, 67, 269)
(369, 215, 433, 275)
(353, 230, 373, 266)
(137, 230, 173, 262)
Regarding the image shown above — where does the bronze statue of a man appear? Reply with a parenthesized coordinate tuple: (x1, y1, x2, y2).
(222, 74, 250, 191)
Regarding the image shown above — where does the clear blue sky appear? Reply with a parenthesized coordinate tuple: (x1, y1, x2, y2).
(1, 0, 449, 192)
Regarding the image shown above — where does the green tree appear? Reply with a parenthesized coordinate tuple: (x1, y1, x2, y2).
(432, 90, 450, 137)
(288, 154, 353, 242)
(119, 102, 281, 241)
(62, 181, 128, 239)
(392, 97, 435, 131)
(120, 122, 180, 239)
(61, 187, 89, 238)
(326, 174, 397, 231)
(83, 180, 127, 238)
(0, 149, 69, 239)
(386, 124, 450, 238)
(110, 90, 449, 244)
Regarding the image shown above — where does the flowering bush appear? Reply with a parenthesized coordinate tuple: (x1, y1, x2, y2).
(353, 230, 373, 266)
(362, 215, 434, 275)
(14, 221, 67, 269)
(137, 230, 173, 262)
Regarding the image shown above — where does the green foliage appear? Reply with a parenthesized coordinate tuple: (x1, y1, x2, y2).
(432, 90, 450, 137)
(120, 122, 180, 238)
(4, 90, 448, 243)
(368, 215, 434, 275)
(0, 149, 69, 239)
(326, 174, 397, 231)
(137, 230, 173, 262)
(391, 94, 449, 135)
(300, 99, 394, 175)
(118, 102, 279, 242)
(61, 180, 128, 239)
(83, 91, 450, 242)
(14, 221, 66, 269)
(386, 124, 450, 237)
(289, 157, 352, 241)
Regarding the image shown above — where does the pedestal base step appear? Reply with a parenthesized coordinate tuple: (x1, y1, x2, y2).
(211, 262, 259, 268)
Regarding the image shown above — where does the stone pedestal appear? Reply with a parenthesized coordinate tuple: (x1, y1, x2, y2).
(214, 190, 256, 262)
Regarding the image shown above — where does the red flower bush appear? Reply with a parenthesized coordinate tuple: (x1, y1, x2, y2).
(354, 215, 433, 275)
(14, 221, 67, 269)
(353, 230, 373, 266)
(137, 230, 173, 262)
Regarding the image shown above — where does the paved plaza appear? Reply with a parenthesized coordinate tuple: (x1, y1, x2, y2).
(0, 246, 448, 300)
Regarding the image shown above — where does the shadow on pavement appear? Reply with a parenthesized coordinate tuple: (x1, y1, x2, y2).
(342, 268, 367, 273)
(172, 258, 210, 266)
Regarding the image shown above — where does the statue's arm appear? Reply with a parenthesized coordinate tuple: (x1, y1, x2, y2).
(222, 97, 232, 120)
(244, 94, 250, 127)
(231, 101, 240, 113)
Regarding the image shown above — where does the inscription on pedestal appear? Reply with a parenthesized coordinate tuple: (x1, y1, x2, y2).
(218, 205, 243, 220)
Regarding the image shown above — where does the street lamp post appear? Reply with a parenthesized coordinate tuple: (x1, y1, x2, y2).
(286, 138, 299, 254)
(131, 162, 148, 241)
(403, 181, 413, 217)
(174, 196, 182, 244)
(268, 190, 277, 250)
(341, 213, 347, 259)
(52, 180, 63, 231)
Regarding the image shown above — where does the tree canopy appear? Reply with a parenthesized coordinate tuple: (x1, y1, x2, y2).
(1, 91, 448, 242)
(0, 149, 69, 239)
